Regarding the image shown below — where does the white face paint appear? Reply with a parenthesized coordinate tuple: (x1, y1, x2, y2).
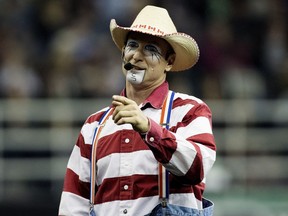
(126, 69, 146, 85)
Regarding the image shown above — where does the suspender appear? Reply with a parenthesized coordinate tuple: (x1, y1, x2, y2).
(158, 90, 175, 206)
(89, 91, 175, 213)
(89, 107, 114, 214)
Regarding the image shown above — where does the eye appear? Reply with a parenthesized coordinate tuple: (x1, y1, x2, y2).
(126, 40, 138, 48)
(145, 44, 161, 54)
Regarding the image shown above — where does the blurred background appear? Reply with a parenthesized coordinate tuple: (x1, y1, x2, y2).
(0, 0, 287, 215)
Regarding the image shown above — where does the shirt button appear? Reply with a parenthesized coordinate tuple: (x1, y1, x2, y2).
(123, 209, 128, 214)
(124, 138, 130, 143)
(149, 137, 155, 142)
(124, 185, 129, 190)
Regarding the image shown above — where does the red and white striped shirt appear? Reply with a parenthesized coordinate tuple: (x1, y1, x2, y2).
(59, 82, 216, 216)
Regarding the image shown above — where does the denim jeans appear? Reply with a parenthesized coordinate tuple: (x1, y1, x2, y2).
(146, 198, 214, 216)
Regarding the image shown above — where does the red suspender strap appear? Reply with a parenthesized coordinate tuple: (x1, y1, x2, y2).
(89, 107, 113, 212)
(159, 90, 175, 206)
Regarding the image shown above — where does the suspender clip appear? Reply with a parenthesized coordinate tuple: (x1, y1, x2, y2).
(160, 123, 169, 127)
(89, 202, 95, 214)
(161, 198, 168, 208)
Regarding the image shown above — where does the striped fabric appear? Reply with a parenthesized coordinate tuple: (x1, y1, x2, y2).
(59, 82, 216, 216)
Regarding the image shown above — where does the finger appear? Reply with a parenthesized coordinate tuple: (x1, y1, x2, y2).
(111, 100, 124, 107)
(112, 105, 121, 120)
(115, 115, 149, 133)
(112, 105, 132, 121)
(112, 95, 132, 106)
(113, 109, 135, 123)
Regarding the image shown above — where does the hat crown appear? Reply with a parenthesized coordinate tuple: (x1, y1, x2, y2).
(130, 5, 177, 35)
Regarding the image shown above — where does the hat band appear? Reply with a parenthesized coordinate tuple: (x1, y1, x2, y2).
(131, 24, 166, 35)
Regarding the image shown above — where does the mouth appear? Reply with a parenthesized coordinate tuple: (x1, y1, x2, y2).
(124, 62, 145, 71)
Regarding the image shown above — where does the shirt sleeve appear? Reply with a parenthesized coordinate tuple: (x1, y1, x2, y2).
(58, 133, 91, 215)
(143, 102, 216, 185)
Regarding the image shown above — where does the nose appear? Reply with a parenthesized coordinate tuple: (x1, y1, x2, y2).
(131, 47, 144, 62)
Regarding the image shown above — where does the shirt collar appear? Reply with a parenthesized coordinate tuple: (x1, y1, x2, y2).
(120, 81, 169, 109)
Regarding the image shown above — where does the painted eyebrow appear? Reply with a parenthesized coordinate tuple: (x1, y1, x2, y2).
(127, 37, 161, 46)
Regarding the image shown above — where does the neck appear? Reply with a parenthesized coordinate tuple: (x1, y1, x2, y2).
(125, 80, 165, 105)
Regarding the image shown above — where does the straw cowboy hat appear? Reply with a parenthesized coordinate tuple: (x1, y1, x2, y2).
(110, 5, 200, 72)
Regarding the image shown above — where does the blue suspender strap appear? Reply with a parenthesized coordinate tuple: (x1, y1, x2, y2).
(165, 91, 175, 130)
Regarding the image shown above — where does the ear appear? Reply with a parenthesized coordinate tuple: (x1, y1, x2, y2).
(165, 53, 175, 71)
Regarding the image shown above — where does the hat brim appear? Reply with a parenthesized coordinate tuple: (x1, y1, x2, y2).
(110, 19, 199, 72)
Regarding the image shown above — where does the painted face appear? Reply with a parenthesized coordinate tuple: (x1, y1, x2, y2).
(122, 32, 174, 86)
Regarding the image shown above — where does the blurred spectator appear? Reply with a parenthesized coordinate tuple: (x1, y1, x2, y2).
(0, 39, 43, 98)
(46, 15, 94, 97)
(275, 55, 288, 98)
(199, 18, 233, 99)
(220, 63, 266, 99)
(262, 0, 287, 98)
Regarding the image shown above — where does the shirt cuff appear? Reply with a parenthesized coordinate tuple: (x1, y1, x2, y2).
(142, 119, 162, 147)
